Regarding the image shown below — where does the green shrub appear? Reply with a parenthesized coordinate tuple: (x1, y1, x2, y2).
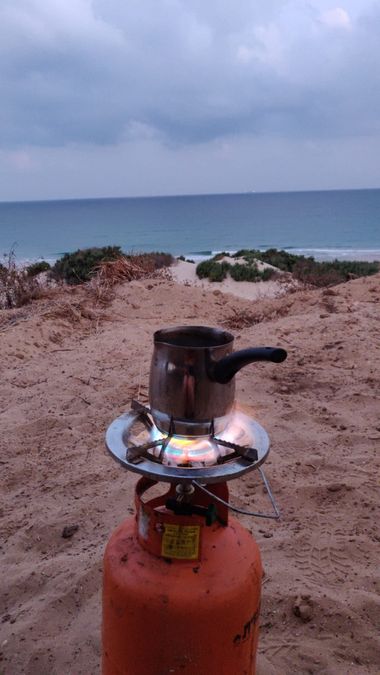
(198, 249, 379, 287)
(234, 248, 304, 272)
(261, 267, 277, 281)
(52, 246, 123, 284)
(196, 260, 216, 279)
(212, 251, 230, 261)
(329, 260, 379, 278)
(292, 259, 340, 287)
(258, 249, 302, 271)
(234, 249, 262, 260)
(229, 263, 261, 282)
(293, 258, 379, 287)
(177, 255, 195, 263)
(26, 261, 51, 277)
(208, 262, 229, 282)
(196, 260, 229, 281)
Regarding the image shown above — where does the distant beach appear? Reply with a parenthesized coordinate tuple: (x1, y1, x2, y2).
(183, 248, 380, 263)
(1, 189, 379, 263)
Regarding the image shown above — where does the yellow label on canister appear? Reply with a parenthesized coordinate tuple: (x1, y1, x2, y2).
(161, 524, 201, 560)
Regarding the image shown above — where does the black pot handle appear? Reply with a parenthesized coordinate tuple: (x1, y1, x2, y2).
(210, 347, 287, 384)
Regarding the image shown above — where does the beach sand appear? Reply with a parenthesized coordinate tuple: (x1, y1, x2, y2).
(0, 270, 379, 674)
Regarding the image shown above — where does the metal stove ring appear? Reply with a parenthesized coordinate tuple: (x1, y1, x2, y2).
(105, 409, 270, 484)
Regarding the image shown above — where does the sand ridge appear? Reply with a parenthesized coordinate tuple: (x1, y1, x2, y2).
(0, 272, 379, 674)
(170, 258, 294, 301)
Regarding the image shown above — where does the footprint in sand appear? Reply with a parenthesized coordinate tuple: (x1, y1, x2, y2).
(294, 515, 351, 586)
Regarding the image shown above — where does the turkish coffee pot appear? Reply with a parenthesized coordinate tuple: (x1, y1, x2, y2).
(149, 326, 287, 436)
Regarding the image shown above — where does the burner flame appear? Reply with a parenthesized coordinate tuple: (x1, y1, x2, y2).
(149, 430, 220, 466)
(148, 410, 256, 467)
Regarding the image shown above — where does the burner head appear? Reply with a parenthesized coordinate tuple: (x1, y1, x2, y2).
(149, 430, 226, 467)
(106, 404, 270, 483)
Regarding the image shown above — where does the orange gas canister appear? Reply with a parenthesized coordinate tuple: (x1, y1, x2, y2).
(102, 479, 263, 675)
(103, 330, 287, 674)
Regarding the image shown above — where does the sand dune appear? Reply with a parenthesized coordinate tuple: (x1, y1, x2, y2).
(0, 272, 379, 674)
(170, 258, 295, 301)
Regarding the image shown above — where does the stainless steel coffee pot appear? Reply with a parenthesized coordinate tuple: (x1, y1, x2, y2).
(149, 326, 287, 436)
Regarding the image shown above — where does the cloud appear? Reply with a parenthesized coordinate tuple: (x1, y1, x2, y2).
(0, 0, 379, 151)
(6, 150, 35, 171)
(2, 133, 380, 202)
(236, 23, 283, 68)
(320, 8, 351, 30)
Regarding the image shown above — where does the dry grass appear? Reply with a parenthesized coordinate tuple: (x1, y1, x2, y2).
(85, 255, 155, 306)
(42, 255, 158, 324)
(223, 297, 294, 330)
(95, 255, 154, 284)
(0, 306, 36, 332)
(0, 251, 172, 341)
(43, 299, 92, 324)
(0, 252, 168, 335)
(0, 250, 173, 314)
(0, 250, 48, 309)
(223, 307, 260, 330)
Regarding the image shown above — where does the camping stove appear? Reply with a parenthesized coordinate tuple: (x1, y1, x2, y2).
(106, 399, 279, 518)
(102, 326, 286, 675)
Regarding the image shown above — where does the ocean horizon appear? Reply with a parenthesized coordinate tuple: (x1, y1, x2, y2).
(1, 188, 379, 263)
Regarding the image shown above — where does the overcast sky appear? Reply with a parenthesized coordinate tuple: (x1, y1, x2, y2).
(0, 0, 379, 200)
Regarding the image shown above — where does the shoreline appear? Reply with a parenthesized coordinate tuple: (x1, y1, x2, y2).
(182, 248, 380, 263)
(8, 246, 380, 268)
(3, 247, 379, 306)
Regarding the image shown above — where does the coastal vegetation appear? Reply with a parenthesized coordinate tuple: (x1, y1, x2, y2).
(1, 245, 378, 311)
(177, 255, 195, 263)
(196, 249, 379, 287)
(52, 247, 174, 285)
(0, 247, 174, 309)
(291, 257, 379, 286)
(229, 263, 276, 282)
(196, 253, 278, 283)
(25, 260, 51, 277)
(196, 259, 230, 282)
(52, 246, 124, 284)
(196, 258, 277, 282)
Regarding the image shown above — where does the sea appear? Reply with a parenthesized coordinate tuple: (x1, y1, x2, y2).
(0, 188, 379, 264)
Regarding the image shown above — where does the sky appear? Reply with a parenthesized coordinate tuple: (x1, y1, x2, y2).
(0, 0, 380, 201)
